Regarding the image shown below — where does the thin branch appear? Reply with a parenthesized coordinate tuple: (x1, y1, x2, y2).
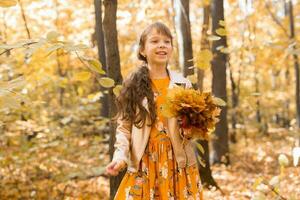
(264, 1, 289, 37)
(0, 41, 38, 56)
(17, 0, 31, 39)
(0, 48, 13, 56)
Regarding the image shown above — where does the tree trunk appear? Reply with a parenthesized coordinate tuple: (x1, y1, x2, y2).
(284, 69, 291, 128)
(195, 4, 219, 189)
(228, 20, 244, 143)
(211, 0, 229, 165)
(54, 0, 65, 106)
(173, 0, 194, 77)
(102, 1, 124, 199)
(288, 1, 300, 143)
(228, 61, 239, 143)
(94, 0, 109, 118)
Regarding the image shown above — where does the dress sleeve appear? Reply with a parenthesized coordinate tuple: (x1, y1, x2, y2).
(111, 116, 132, 165)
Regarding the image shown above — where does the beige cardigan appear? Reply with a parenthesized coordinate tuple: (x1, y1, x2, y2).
(112, 69, 200, 172)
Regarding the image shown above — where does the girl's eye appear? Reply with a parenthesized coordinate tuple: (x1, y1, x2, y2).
(165, 40, 171, 43)
(151, 40, 158, 43)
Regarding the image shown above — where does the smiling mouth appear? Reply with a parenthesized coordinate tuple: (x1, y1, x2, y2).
(156, 51, 167, 55)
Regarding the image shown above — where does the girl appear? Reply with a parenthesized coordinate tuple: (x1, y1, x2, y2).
(106, 22, 204, 200)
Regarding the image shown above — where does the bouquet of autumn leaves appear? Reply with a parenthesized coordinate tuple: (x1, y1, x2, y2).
(161, 86, 224, 140)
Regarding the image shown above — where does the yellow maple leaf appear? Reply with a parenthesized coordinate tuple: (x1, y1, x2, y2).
(216, 28, 227, 36)
(98, 77, 115, 88)
(73, 71, 91, 82)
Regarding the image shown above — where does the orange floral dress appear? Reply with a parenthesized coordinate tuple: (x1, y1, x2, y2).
(114, 77, 204, 200)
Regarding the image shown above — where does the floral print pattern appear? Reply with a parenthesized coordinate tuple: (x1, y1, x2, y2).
(114, 78, 204, 200)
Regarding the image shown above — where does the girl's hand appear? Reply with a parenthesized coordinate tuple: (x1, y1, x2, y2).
(181, 127, 193, 139)
(177, 116, 193, 139)
(105, 160, 127, 176)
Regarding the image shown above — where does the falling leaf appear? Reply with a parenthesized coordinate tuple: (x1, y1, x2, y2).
(77, 86, 84, 96)
(216, 28, 227, 36)
(195, 142, 205, 154)
(207, 35, 221, 41)
(216, 45, 224, 51)
(86, 59, 106, 75)
(252, 92, 261, 96)
(98, 77, 115, 88)
(197, 155, 206, 167)
(113, 85, 122, 97)
(73, 71, 92, 82)
(220, 47, 230, 54)
(212, 97, 226, 106)
(219, 20, 226, 27)
(46, 31, 60, 43)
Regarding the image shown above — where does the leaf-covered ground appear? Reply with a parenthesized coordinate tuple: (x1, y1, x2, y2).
(203, 128, 300, 200)
(0, 120, 299, 199)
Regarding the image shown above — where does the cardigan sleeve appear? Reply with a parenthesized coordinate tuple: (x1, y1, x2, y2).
(111, 116, 132, 165)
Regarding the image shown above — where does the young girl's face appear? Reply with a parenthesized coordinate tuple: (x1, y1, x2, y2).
(140, 28, 173, 66)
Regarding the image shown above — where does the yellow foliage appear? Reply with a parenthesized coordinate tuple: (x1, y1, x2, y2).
(195, 49, 213, 70)
(200, 0, 210, 7)
(87, 59, 105, 75)
(113, 85, 123, 97)
(98, 77, 115, 88)
(219, 20, 226, 27)
(207, 35, 221, 41)
(46, 31, 60, 43)
(216, 28, 227, 36)
(73, 71, 92, 82)
(0, 0, 17, 7)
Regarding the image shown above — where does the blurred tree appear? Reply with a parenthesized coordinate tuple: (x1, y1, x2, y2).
(211, 0, 229, 165)
(286, 0, 300, 144)
(195, 1, 220, 189)
(94, 0, 109, 118)
(173, 0, 194, 77)
(102, 0, 124, 199)
(54, 0, 66, 106)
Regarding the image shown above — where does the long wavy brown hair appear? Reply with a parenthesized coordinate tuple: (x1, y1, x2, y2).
(114, 22, 173, 128)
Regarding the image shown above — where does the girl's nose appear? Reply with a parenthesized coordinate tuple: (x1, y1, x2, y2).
(158, 43, 166, 48)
